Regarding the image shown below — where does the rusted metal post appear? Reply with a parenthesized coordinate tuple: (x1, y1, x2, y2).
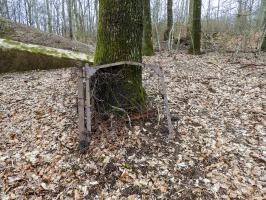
(158, 66, 175, 139)
(78, 67, 89, 152)
(85, 64, 92, 133)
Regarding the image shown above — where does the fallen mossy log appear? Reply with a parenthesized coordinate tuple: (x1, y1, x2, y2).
(0, 39, 94, 73)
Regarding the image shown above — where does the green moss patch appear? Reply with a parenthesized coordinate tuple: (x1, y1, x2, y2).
(0, 38, 94, 73)
(0, 39, 94, 62)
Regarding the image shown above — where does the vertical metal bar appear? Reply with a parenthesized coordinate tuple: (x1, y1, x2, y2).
(158, 66, 175, 139)
(77, 67, 87, 144)
(85, 64, 92, 133)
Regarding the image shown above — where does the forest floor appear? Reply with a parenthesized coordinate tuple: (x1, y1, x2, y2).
(0, 51, 265, 199)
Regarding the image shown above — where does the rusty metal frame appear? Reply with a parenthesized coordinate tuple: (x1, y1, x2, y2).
(78, 61, 174, 151)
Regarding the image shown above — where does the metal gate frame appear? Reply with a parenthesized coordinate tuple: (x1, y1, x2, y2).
(77, 61, 175, 152)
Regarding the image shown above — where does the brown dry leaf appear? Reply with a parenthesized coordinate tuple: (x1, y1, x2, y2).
(120, 170, 133, 183)
(0, 52, 265, 199)
(74, 189, 81, 200)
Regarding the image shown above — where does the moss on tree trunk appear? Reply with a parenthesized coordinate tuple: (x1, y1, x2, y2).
(164, 0, 173, 41)
(94, 0, 146, 111)
(189, 0, 201, 55)
(143, 0, 154, 56)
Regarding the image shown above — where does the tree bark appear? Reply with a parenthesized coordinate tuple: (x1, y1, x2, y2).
(67, 0, 74, 39)
(62, 0, 67, 36)
(261, 0, 266, 51)
(143, 0, 154, 56)
(94, 0, 145, 111)
(164, 0, 173, 41)
(189, 0, 201, 54)
(187, 0, 193, 38)
(46, 0, 52, 33)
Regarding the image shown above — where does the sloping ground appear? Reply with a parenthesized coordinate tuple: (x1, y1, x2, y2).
(0, 18, 95, 73)
(0, 17, 94, 53)
(0, 52, 265, 199)
(0, 39, 93, 73)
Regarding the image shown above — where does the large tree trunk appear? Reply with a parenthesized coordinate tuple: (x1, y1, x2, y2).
(164, 0, 173, 41)
(143, 0, 154, 56)
(261, 0, 266, 51)
(189, 0, 201, 54)
(94, 0, 145, 112)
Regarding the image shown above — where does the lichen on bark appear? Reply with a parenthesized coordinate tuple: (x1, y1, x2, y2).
(94, 0, 146, 111)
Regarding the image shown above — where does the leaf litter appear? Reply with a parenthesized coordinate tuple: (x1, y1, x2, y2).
(0, 52, 265, 199)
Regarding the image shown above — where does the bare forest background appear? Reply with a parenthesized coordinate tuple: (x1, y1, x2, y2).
(0, 0, 265, 52)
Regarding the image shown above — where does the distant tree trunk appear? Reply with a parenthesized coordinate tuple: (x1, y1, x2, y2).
(0, 1, 3, 16)
(207, 0, 211, 31)
(87, 0, 92, 33)
(33, 0, 40, 29)
(3, 0, 10, 19)
(187, 0, 193, 38)
(94, 0, 145, 111)
(217, 0, 220, 20)
(94, 0, 98, 29)
(164, 0, 173, 41)
(261, 0, 266, 51)
(153, 0, 161, 51)
(55, 3, 60, 35)
(73, 0, 79, 38)
(143, 0, 154, 56)
(184, 0, 189, 22)
(25, 0, 33, 26)
(46, 0, 52, 33)
(236, 0, 247, 33)
(77, 0, 86, 40)
(67, 0, 73, 39)
(180, 0, 185, 22)
(189, 0, 201, 54)
(62, 0, 67, 36)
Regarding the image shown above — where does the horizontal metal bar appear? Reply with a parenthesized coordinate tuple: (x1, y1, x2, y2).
(84, 61, 162, 76)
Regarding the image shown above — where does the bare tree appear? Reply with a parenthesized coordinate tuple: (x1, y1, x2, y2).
(190, 0, 202, 54)
(164, 0, 173, 41)
(143, 0, 154, 56)
(67, 0, 73, 39)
